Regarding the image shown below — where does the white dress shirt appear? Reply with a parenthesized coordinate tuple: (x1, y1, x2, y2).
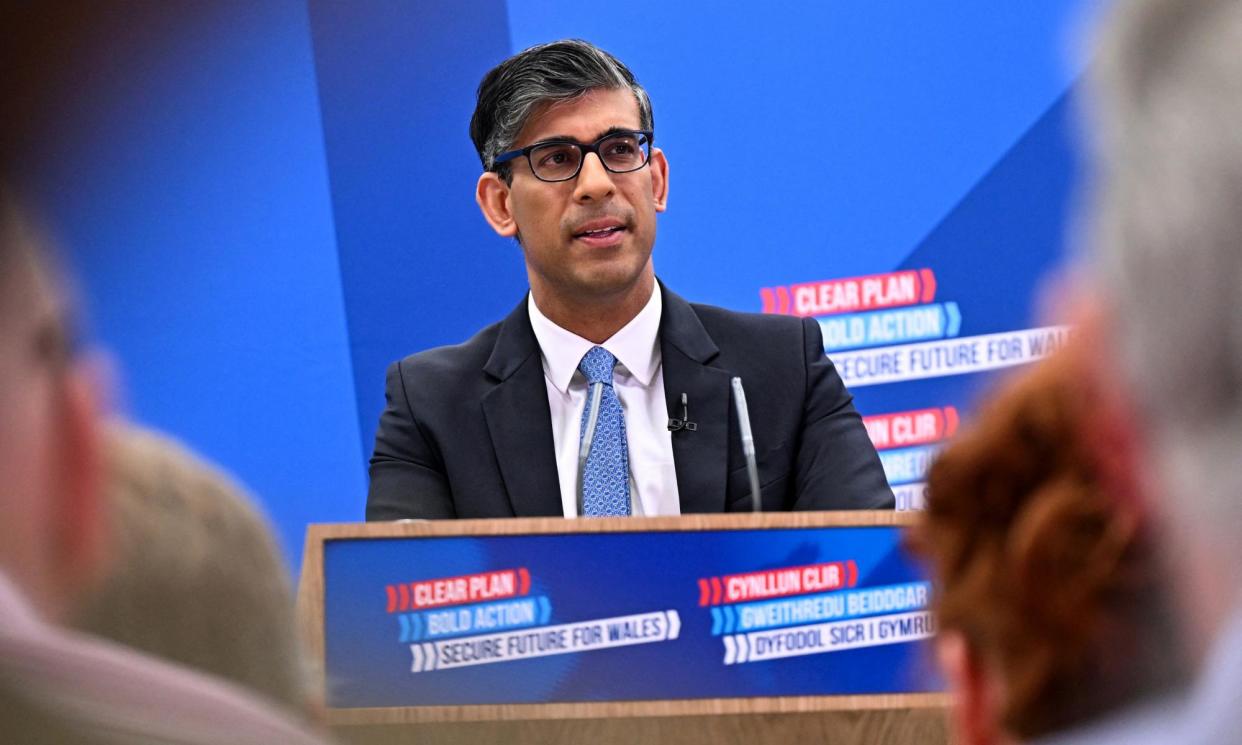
(527, 288, 681, 517)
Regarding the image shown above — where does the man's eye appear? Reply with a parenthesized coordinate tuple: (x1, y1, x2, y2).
(537, 147, 575, 167)
(606, 140, 637, 156)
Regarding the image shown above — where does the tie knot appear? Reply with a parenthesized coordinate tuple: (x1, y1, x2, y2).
(578, 346, 617, 385)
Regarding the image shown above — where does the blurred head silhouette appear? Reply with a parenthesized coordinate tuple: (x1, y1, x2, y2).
(913, 346, 1184, 744)
(73, 424, 316, 715)
(0, 184, 106, 621)
(1087, 0, 1242, 661)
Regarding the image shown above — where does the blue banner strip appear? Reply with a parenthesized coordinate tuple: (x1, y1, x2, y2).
(399, 596, 550, 641)
(819, 302, 961, 352)
(879, 444, 941, 486)
(713, 581, 932, 635)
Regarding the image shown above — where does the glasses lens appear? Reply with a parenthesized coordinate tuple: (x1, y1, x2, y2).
(599, 132, 650, 173)
(529, 142, 582, 181)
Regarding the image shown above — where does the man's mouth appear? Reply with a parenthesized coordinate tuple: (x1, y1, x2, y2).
(574, 226, 625, 239)
(572, 219, 628, 246)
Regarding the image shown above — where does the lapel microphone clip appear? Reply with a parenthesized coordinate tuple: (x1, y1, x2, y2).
(667, 392, 697, 432)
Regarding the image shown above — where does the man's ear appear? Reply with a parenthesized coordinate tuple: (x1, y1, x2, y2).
(649, 147, 669, 212)
(1069, 297, 1150, 520)
(476, 172, 519, 238)
(47, 356, 109, 620)
(937, 631, 1008, 745)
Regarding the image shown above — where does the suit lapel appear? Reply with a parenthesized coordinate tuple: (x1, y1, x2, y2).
(481, 298, 563, 517)
(659, 284, 734, 513)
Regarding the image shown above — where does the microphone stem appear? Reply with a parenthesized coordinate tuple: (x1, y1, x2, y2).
(730, 377, 762, 512)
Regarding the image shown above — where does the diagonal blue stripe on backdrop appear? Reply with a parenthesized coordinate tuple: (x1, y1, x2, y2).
(849, 86, 1084, 421)
(899, 87, 1081, 336)
(307, 0, 523, 469)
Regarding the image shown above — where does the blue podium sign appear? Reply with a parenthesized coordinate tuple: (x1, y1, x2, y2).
(309, 514, 942, 710)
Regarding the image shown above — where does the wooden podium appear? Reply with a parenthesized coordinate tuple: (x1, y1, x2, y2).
(297, 512, 949, 745)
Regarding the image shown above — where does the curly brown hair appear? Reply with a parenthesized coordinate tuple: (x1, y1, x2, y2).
(911, 346, 1182, 739)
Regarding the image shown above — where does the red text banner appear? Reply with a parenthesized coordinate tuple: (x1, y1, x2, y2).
(761, 269, 937, 317)
(387, 568, 531, 613)
(863, 406, 959, 450)
(698, 561, 859, 606)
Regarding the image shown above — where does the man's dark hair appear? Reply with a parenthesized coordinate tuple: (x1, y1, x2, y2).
(469, 39, 654, 181)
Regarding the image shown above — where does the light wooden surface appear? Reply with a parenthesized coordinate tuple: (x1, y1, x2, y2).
(332, 707, 950, 745)
(297, 511, 946, 743)
(306, 511, 918, 543)
(327, 693, 950, 727)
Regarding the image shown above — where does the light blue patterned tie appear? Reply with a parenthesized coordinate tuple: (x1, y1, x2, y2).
(578, 346, 631, 517)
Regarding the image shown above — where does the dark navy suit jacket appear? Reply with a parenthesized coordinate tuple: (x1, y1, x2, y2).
(367, 283, 894, 519)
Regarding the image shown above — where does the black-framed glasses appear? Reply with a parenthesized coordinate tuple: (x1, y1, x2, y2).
(493, 130, 654, 183)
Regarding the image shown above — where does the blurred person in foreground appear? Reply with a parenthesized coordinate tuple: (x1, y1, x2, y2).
(0, 186, 333, 744)
(912, 346, 1187, 745)
(1081, 0, 1242, 741)
(72, 423, 319, 718)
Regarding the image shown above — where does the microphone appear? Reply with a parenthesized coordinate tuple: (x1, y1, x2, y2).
(667, 392, 697, 432)
(576, 381, 604, 516)
(731, 377, 762, 513)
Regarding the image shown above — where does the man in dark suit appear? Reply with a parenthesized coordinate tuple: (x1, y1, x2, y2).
(367, 40, 892, 520)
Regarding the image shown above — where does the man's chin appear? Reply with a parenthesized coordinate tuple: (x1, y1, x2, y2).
(564, 265, 653, 303)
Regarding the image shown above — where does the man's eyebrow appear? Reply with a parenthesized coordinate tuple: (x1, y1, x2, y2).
(529, 127, 642, 146)
(530, 134, 577, 145)
(598, 126, 640, 139)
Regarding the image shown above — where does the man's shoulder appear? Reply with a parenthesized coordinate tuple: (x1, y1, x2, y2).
(0, 572, 329, 745)
(1035, 695, 1184, 745)
(684, 300, 808, 349)
(687, 301, 805, 329)
(392, 318, 505, 380)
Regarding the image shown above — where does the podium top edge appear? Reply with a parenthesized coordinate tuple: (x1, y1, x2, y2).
(307, 511, 917, 542)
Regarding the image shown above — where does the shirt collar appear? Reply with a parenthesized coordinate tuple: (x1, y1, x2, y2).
(527, 286, 663, 394)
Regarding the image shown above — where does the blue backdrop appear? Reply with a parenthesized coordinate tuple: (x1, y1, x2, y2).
(22, 1, 1104, 569)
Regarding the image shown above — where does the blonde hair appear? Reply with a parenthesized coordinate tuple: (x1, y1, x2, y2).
(73, 423, 314, 715)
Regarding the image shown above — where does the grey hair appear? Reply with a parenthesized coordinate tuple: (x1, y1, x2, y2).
(470, 39, 654, 179)
(1089, 0, 1242, 544)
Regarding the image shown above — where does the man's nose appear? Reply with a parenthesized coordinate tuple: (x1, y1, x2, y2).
(573, 152, 615, 202)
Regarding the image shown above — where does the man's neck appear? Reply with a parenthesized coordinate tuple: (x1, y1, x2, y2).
(531, 276, 656, 344)
(1177, 534, 1242, 668)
